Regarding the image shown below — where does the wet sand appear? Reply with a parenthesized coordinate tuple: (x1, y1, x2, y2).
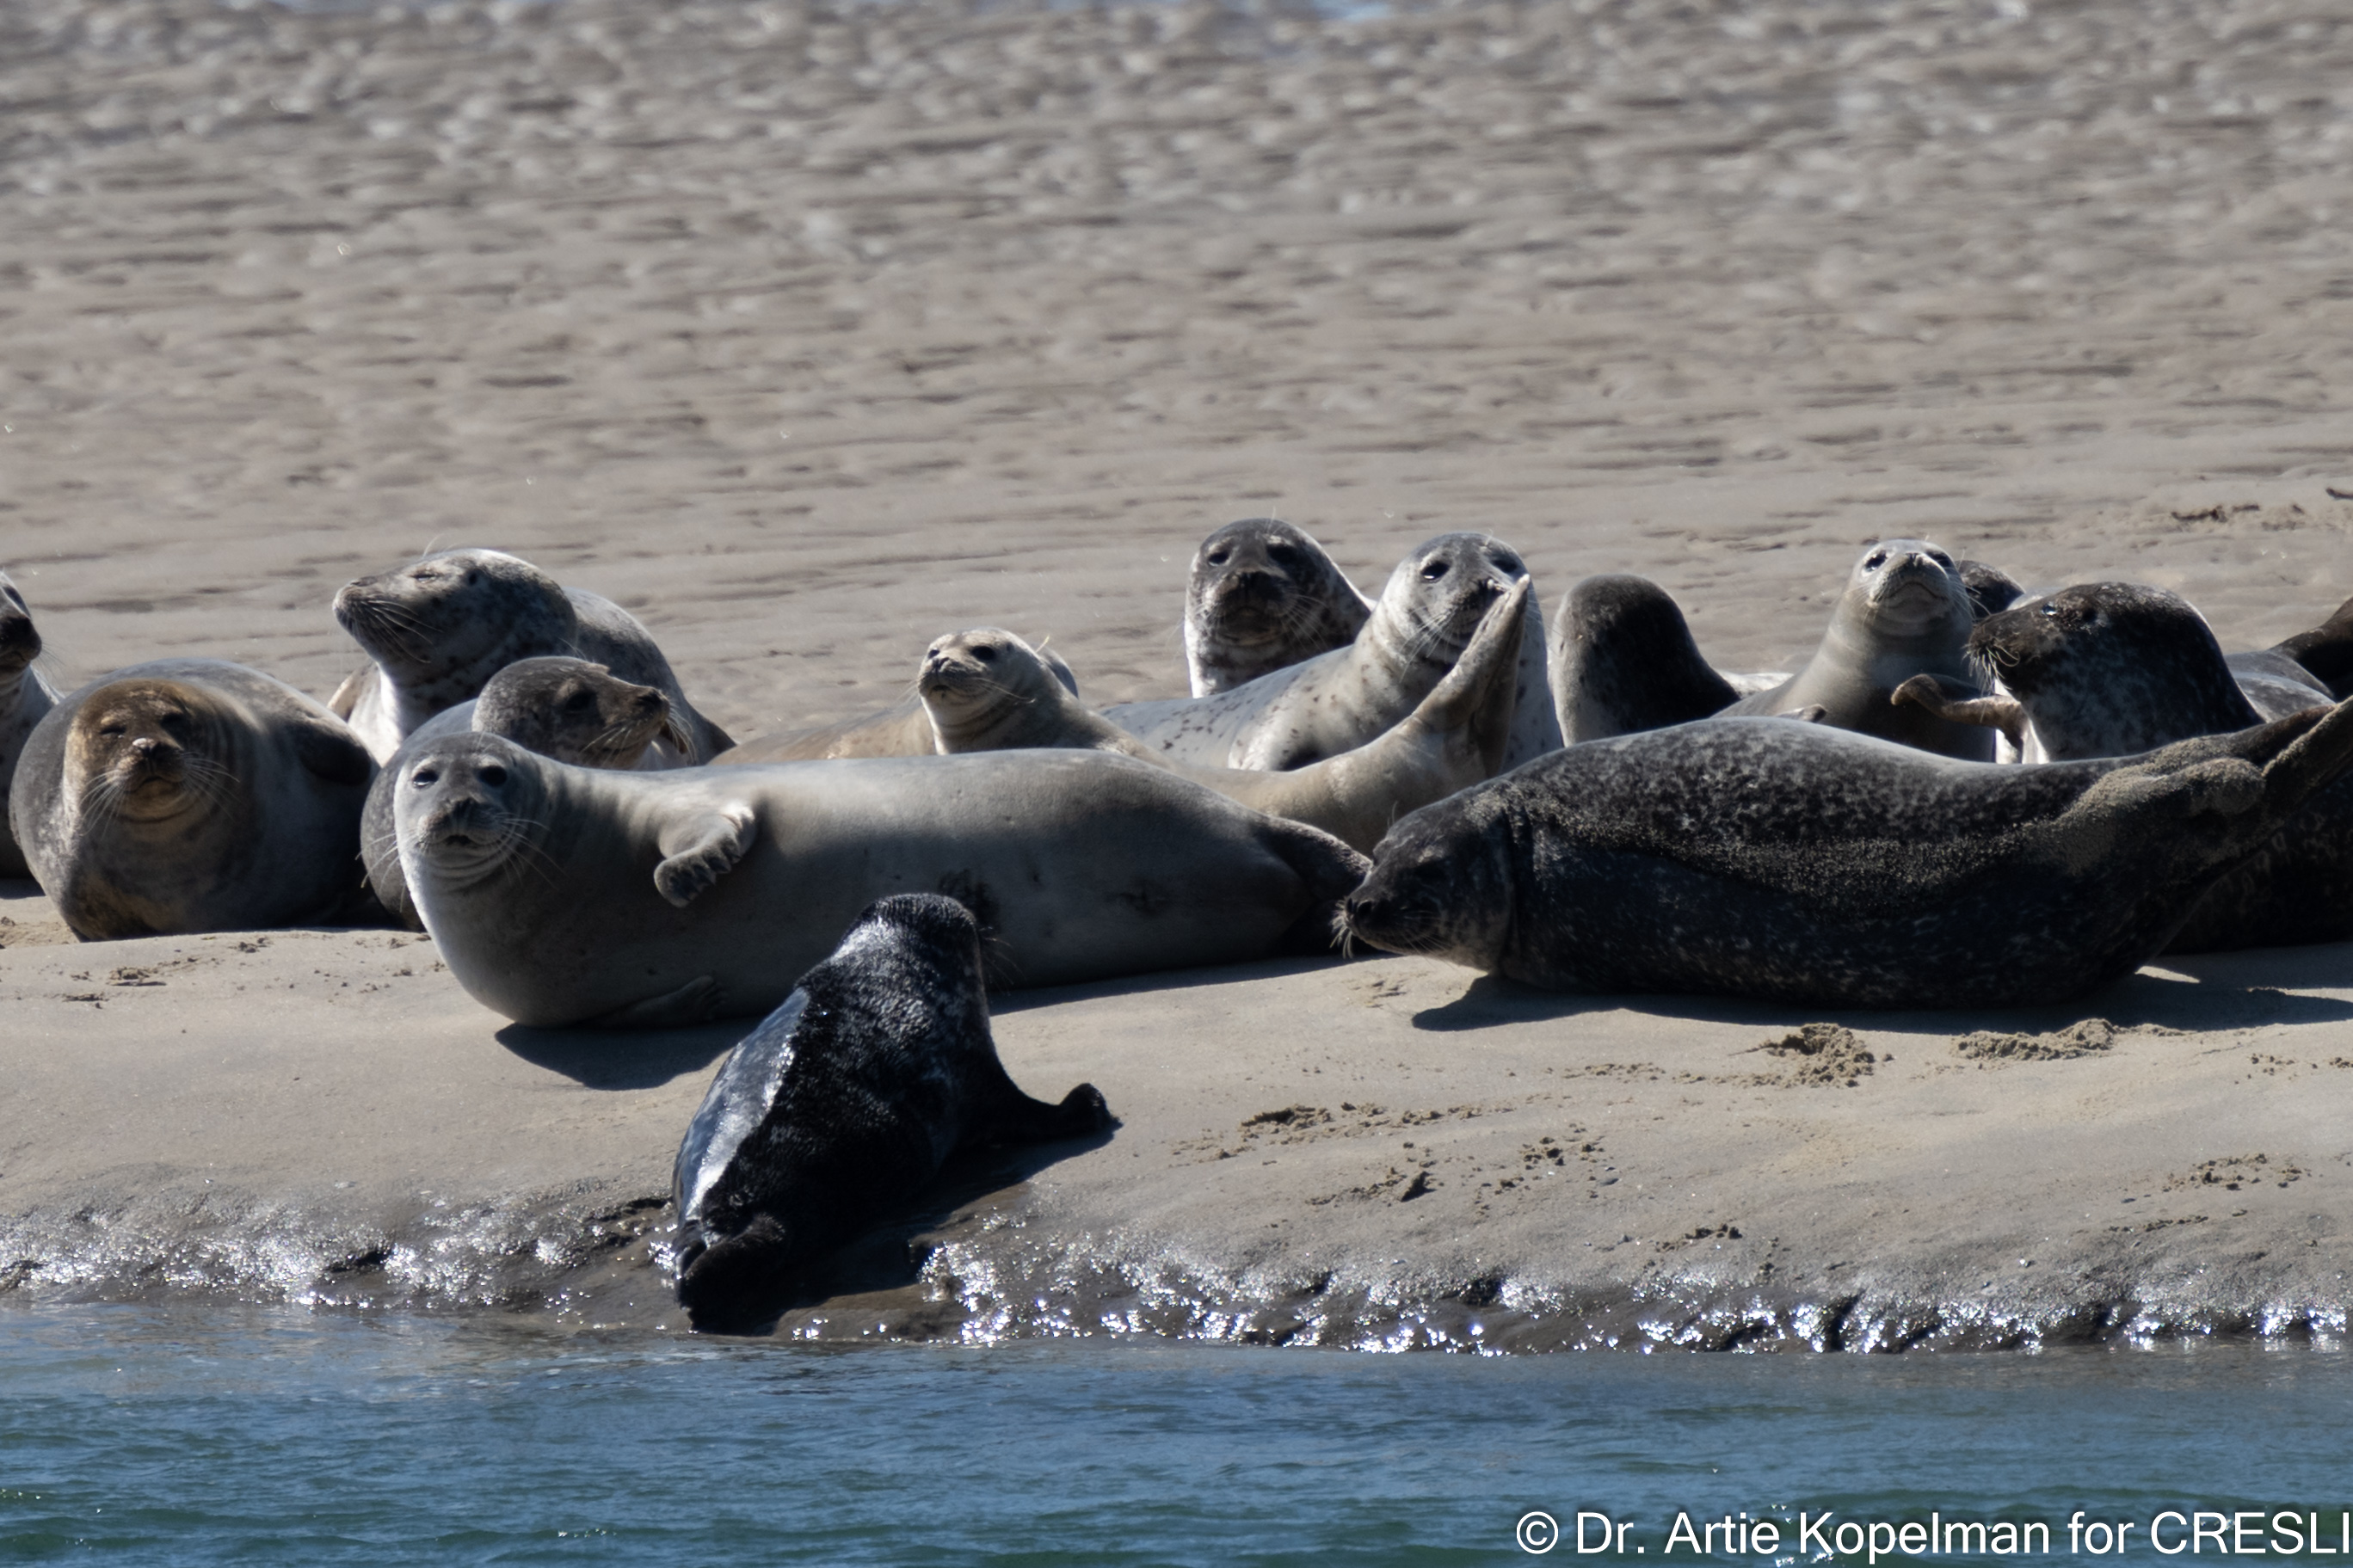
(3, 0, 2351, 1344)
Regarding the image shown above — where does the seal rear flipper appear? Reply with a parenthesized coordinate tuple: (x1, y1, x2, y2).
(653, 803, 757, 906)
(589, 975, 724, 1029)
(966, 1081, 1116, 1149)
(1255, 815, 1371, 955)
(327, 666, 370, 721)
(676, 1212, 798, 1333)
(2252, 695, 2353, 815)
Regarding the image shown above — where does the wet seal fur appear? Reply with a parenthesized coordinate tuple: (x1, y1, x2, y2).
(670, 894, 1111, 1333)
(1106, 531, 1562, 772)
(392, 735, 1368, 1026)
(360, 657, 692, 930)
(1725, 539, 1993, 760)
(1907, 582, 2348, 952)
(9, 659, 376, 939)
(1342, 700, 2353, 1007)
(1183, 519, 1373, 697)
(0, 571, 60, 880)
(713, 645, 1079, 765)
(330, 547, 731, 765)
(915, 580, 1524, 852)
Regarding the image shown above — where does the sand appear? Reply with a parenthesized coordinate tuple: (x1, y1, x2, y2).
(3, 0, 2351, 1346)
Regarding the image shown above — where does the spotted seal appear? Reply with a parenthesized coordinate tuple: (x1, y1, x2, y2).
(1341, 699, 2353, 1006)
(915, 579, 1524, 852)
(360, 657, 692, 930)
(330, 548, 731, 765)
(9, 660, 376, 939)
(1723, 539, 1992, 760)
(1897, 582, 2346, 952)
(0, 572, 60, 881)
(392, 735, 1368, 1026)
(712, 645, 1080, 764)
(671, 894, 1112, 1331)
(1106, 532, 1561, 772)
(1183, 519, 1373, 697)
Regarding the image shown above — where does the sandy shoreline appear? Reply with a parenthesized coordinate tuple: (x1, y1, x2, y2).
(3, 0, 2352, 1344)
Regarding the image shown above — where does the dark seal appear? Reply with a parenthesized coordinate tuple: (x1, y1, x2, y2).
(1549, 575, 1738, 744)
(1958, 559, 2026, 620)
(0, 571, 60, 880)
(670, 893, 1112, 1332)
(1341, 702, 2353, 1007)
(1183, 518, 1373, 697)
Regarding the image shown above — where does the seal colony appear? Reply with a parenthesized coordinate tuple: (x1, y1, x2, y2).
(14, 526, 2353, 1330)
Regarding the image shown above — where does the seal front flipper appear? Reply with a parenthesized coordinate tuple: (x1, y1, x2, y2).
(591, 975, 724, 1029)
(652, 803, 757, 907)
(1891, 673, 2027, 752)
(289, 712, 377, 788)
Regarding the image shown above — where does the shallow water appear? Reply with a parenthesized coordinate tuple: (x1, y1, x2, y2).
(2, 1304, 2348, 1565)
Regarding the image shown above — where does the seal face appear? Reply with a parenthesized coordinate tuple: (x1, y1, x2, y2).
(330, 547, 731, 765)
(1958, 559, 2026, 620)
(714, 643, 1079, 764)
(1725, 538, 1991, 760)
(670, 894, 1112, 1332)
(1549, 575, 1739, 744)
(1182, 519, 1373, 697)
(1343, 704, 2353, 1007)
(1106, 531, 1561, 772)
(392, 735, 1369, 1026)
(0, 571, 60, 880)
(9, 660, 375, 939)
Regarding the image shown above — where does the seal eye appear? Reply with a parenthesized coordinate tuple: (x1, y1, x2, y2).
(1266, 544, 1298, 569)
(478, 764, 508, 786)
(1493, 554, 1523, 575)
(465, 570, 482, 586)
(1865, 551, 1888, 569)
(1420, 560, 1451, 582)
(973, 646, 998, 663)
(412, 767, 440, 786)
(1206, 549, 1230, 566)
(2042, 603, 2060, 618)
(564, 689, 597, 713)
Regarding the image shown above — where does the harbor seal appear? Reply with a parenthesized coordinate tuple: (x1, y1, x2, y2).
(2237, 592, 2353, 703)
(0, 571, 60, 881)
(1723, 539, 1993, 760)
(1341, 699, 2353, 1007)
(1106, 531, 1562, 772)
(915, 580, 1524, 852)
(713, 645, 1080, 764)
(1548, 575, 1739, 744)
(671, 894, 1112, 1331)
(392, 737, 1369, 1026)
(360, 657, 692, 930)
(1898, 582, 2347, 953)
(9, 660, 376, 939)
(1959, 559, 2026, 620)
(1183, 519, 1373, 696)
(329, 548, 732, 765)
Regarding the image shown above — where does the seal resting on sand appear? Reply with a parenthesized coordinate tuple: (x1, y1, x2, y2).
(711, 644, 1080, 764)
(0, 571, 60, 880)
(9, 660, 375, 939)
(1341, 698, 2353, 1007)
(330, 547, 731, 765)
(1723, 539, 1993, 760)
(392, 735, 1368, 1026)
(1896, 581, 2347, 952)
(1106, 531, 1562, 771)
(915, 580, 1525, 852)
(670, 894, 1111, 1332)
(361, 657, 692, 930)
(1182, 518, 1373, 697)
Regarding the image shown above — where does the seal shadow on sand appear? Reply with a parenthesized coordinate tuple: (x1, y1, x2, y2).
(495, 1019, 746, 1089)
(1406, 945, 2353, 1040)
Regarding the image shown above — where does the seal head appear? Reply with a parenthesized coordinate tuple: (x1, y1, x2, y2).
(0, 571, 59, 879)
(473, 656, 687, 769)
(1183, 519, 1372, 697)
(1549, 575, 1739, 743)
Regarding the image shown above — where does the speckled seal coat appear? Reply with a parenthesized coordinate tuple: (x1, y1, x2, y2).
(1724, 539, 1993, 760)
(1956, 582, 2346, 953)
(1342, 703, 2353, 1008)
(1106, 531, 1562, 772)
(392, 734, 1369, 1027)
(0, 571, 60, 881)
(10, 659, 376, 939)
(671, 894, 1110, 1332)
(329, 547, 731, 765)
(1181, 519, 1373, 697)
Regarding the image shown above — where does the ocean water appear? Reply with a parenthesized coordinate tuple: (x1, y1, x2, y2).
(1, 1305, 2347, 1565)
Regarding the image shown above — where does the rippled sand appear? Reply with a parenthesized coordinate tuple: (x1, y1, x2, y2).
(3, 0, 2351, 1344)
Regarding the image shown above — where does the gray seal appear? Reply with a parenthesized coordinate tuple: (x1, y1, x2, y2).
(9, 660, 376, 939)
(671, 894, 1111, 1332)
(329, 548, 731, 765)
(360, 657, 692, 930)
(713, 646, 1079, 765)
(1183, 519, 1373, 697)
(1723, 538, 1993, 760)
(0, 571, 60, 881)
(391, 735, 1368, 1027)
(1900, 582, 2346, 953)
(1106, 532, 1561, 772)
(1549, 575, 1739, 744)
(1340, 700, 2353, 1007)
(915, 579, 1524, 852)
